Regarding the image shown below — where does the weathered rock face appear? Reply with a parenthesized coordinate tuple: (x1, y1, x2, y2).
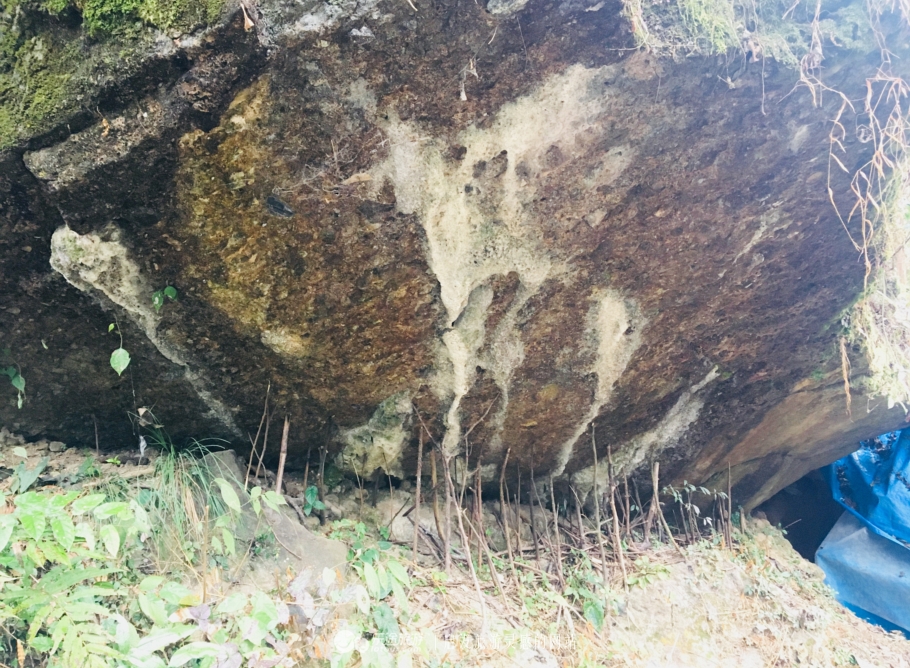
(2, 0, 907, 507)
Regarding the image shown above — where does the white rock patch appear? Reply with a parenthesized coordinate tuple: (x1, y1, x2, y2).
(50, 225, 241, 437)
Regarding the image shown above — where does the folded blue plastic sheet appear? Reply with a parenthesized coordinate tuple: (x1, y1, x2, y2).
(828, 430, 910, 546)
(818, 430, 910, 634)
(816, 512, 910, 634)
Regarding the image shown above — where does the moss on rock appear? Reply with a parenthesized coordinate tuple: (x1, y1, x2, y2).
(0, 0, 228, 150)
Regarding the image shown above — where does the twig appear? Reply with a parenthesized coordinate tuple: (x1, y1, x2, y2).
(317, 446, 327, 525)
(652, 462, 684, 556)
(303, 444, 312, 491)
(529, 467, 542, 570)
(442, 447, 454, 574)
(571, 486, 588, 552)
(287, 495, 308, 524)
(590, 424, 610, 588)
(246, 383, 270, 489)
(93, 414, 100, 458)
(550, 475, 565, 587)
(275, 416, 290, 494)
(413, 428, 425, 561)
(254, 406, 272, 482)
(442, 455, 489, 631)
(607, 442, 628, 588)
(499, 448, 520, 589)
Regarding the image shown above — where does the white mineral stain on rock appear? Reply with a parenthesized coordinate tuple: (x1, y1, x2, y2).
(571, 366, 720, 496)
(49, 225, 241, 437)
(551, 290, 644, 478)
(371, 63, 638, 463)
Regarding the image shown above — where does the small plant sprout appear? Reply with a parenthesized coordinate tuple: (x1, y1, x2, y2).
(2, 365, 24, 409)
(1, 347, 24, 408)
(152, 285, 178, 313)
(107, 321, 130, 376)
(303, 485, 326, 516)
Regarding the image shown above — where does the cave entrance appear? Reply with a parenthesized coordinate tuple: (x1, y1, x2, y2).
(755, 430, 910, 635)
(753, 468, 843, 562)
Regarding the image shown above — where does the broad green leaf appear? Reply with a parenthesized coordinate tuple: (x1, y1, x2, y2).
(50, 515, 76, 553)
(167, 642, 221, 666)
(100, 525, 120, 558)
(221, 527, 235, 556)
(10, 373, 24, 392)
(75, 522, 95, 551)
(163, 286, 178, 300)
(24, 541, 45, 567)
(49, 492, 79, 509)
(214, 593, 248, 615)
(19, 512, 46, 541)
(130, 626, 193, 658)
(110, 348, 131, 376)
(0, 515, 16, 553)
(262, 490, 286, 511)
(12, 446, 27, 458)
(27, 604, 53, 641)
(39, 566, 114, 595)
(213, 478, 241, 513)
(249, 590, 279, 634)
(93, 501, 130, 520)
(386, 560, 410, 587)
(138, 592, 169, 626)
(372, 602, 400, 642)
(363, 561, 381, 599)
(138, 576, 164, 592)
(63, 601, 112, 621)
(108, 323, 115, 333)
(391, 578, 409, 614)
(29, 635, 53, 653)
(152, 291, 165, 312)
(112, 613, 140, 652)
(583, 600, 604, 631)
(158, 581, 193, 606)
(129, 499, 151, 534)
(40, 540, 70, 565)
(14, 457, 49, 493)
(72, 494, 106, 515)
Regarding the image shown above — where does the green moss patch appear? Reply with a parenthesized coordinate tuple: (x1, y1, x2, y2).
(0, 0, 228, 150)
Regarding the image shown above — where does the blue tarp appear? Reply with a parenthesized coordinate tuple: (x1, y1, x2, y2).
(818, 430, 910, 634)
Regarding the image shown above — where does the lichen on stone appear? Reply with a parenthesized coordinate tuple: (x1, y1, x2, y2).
(339, 392, 412, 479)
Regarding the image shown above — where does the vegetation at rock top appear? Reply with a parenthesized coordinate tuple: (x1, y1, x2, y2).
(0, 0, 226, 149)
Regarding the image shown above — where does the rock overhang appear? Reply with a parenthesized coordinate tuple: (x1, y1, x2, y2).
(1, 0, 908, 509)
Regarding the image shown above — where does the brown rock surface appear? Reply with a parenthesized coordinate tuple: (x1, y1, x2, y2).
(1, 0, 907, 509)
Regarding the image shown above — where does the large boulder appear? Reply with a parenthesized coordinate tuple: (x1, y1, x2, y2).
(2, 0, 907, 508)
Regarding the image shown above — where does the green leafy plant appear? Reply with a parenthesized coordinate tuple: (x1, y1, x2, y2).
(152, 286, 178, 313)
(10, 456, 49, 493)
(303, 484, 326, 516)
(107, 322, 130, 377)
(1, 364, 25, 409)
(562, 550, 618, 631)
(625, 556, 670, 588)
(326, 518, 412, 667)
(0, 463, 302, 667)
